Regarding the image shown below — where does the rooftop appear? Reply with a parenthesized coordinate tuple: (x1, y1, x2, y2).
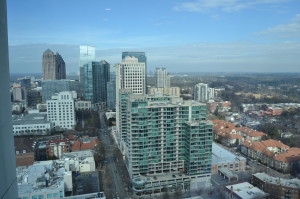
(212, 142, 246, 165)
(17, 161, 67, 195)
(225, 182, 269, 199)
(12, 113, 49, 125)
(253, 173, 300, 189)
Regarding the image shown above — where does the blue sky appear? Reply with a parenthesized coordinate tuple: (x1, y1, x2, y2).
(7, 0, 300, 73)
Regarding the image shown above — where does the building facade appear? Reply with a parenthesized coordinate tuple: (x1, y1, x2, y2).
(148, 87, 180, 96)
(115, 56, 146, 145)
(107, 71, 116, 110)
(82, 61, 110, 105)
(41, 80, 81, 102)
(46, 138, 71, 159)
(42, 49, 66, 80)
(194, 83, 209, 102)
(46, 91, 76, 130)
(75, 100, 92, 110)
(155, 67, 170, 88)
(12, 86, 26, 102)
(79, 45, 96, 93)
(122, 94, 213, 196)
(252, 173, 300, 199)
(12, 113, 53, 136)
(121, 52, 147, 92)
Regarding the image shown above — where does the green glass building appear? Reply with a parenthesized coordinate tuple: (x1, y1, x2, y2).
(121, 93, 213, 195)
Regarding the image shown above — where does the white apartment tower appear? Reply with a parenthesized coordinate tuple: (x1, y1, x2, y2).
(46, 91, 76, 130)
(115, 56, 146, 147)
(194, 83, 209, 102)
(155, 67, 170, 88)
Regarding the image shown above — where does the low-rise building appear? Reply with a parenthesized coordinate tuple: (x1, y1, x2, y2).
(46, 138, 71, 159)
(12, 112, 53, 136)
(252, 173, 300, 199)
(71, 137, 99, 151)
(148, 87, 180, 96)
(211, 142, 246, 174)
(223, 182, 269, 199)
(75, 100, 92, 110)
(17, 161, 70, 199)
(212, 120, 266, 147)
(61, 150, 96, 173)
(241, 139, 300, 173)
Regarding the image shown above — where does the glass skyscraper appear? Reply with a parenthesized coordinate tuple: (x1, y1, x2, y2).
(83, 61, 110, 104)
(107, 71, 116, 110)
(79, 45, 96, 88)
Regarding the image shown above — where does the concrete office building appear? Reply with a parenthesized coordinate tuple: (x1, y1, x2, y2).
(115, 56, 146, 146)
(46, 91, 76, 130)
(155, 67, 170, 88)
(0, 1, 18, 197)
(82, 60, 110, 105)
(42, 49, 66, 80)
(122, 94, 213, 196)
(122, 52, 147, 91)
(12, 113, 53, 136)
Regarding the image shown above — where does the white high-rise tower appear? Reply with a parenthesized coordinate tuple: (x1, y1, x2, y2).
(155, 67, 170, 88)
(194, 83, 209, 102)
(115, 56, 146, 147)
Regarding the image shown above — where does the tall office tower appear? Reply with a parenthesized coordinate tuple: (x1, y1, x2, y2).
(83, 61, 110, 105)
(194, 83, 209, 102)
(79, 46, 96, 101)
(79, 45, 95, 82)
(115, 56, 146, 146)
(107, 71, 116, 110)
(122, 94, 212, 196)
(155, 67, 170, 88)
(122, 52, 147, 91)
(42, 49, 66, 80)
(0, 1, 18, 197)
(46, 91, 76, 130)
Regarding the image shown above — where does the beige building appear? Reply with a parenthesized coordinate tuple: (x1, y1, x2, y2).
(42, 49, 66, 80)
(148, 87, 180, 96)
(241, 139, 300, 173)
(211, 142, 246, 174)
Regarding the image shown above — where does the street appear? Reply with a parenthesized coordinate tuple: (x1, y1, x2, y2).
(98, 111, 129, 199)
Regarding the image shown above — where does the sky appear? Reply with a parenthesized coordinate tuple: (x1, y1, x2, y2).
(7, 0, 300, 73)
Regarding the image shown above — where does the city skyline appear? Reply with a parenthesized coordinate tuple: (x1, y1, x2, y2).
(8, 0, 300, 73)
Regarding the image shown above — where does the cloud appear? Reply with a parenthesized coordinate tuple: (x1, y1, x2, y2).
(173, 0, 290, 13)
(9, 41, 300, 73)
(105, 8, 111, 11)
(255, 14, 300, 39)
